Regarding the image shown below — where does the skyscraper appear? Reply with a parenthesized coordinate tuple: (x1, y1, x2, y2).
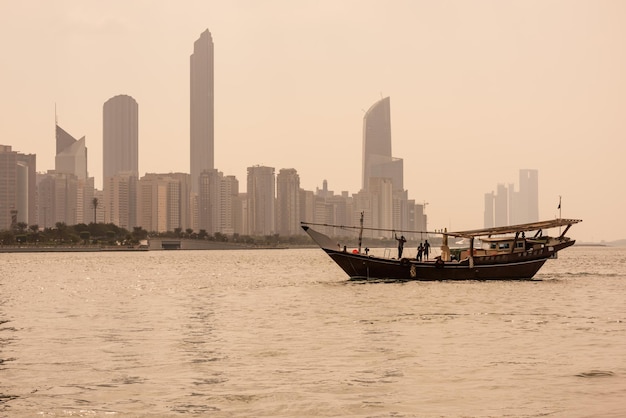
(103, 94, 138, 179)
(103, 95, 138, 228)
(198, 169, 221, 233)
(190, 29, 214, 194)
(247, 166, 275, 236)
(362, 97, 403, 192)
(517, 169, 539, 223)
(0, 145, 18, 229)
(484, 169, 539, 227)
(276, 168, 300, 236)
(55, 124, 94, 223)
(0, 145, 36, 229)
(137, 173, 184, 233)
(55, 125, 87, 180)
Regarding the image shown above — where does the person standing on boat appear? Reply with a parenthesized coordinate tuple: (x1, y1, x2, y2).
(424, 240, 431, 260)
(417, 243, 424, 261)
(395, 233, 407, 259)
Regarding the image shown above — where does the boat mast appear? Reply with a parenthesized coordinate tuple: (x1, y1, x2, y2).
(358, 211, 364, 254)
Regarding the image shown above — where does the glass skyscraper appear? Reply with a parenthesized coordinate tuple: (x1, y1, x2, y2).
(190, 29, 214, 194)
(361, 96, 403, 192)
(103, 94, 138, 179)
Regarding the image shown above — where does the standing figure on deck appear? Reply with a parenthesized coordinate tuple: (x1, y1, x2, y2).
(395, 233, 407, 259)
(417, 243, 424, 261)
(424, 240, 431, 260)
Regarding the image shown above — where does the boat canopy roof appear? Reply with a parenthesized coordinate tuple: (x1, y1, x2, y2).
(300, 218, 582, 239)
(449, 218, 582, 238)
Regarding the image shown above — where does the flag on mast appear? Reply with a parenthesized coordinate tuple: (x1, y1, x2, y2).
(557, 196, 561, 210)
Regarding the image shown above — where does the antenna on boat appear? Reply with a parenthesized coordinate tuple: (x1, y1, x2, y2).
(558, 196, 562, 234)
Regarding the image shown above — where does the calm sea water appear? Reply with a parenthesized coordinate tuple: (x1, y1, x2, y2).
(1, 246, 625, 417)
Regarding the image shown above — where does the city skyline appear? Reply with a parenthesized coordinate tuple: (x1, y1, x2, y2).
(484, 169, 539, 228)
(1, 2, 625, 242)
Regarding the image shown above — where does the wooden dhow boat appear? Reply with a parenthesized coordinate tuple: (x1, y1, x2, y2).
(301, 217, 582, 281)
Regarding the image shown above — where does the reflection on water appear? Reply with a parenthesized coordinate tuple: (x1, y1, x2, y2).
(0, 246, 625, 417)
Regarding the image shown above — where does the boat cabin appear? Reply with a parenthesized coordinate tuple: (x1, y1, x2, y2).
(457, 235, 553, 260)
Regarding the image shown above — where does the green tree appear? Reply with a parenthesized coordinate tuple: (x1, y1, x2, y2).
(92, 197, 99, 223)
(0, 230, 15, 245)
(55, 222, 68, 242)
(214, 232, 227, 242)
(132, 226, 148, 242)
(79, 231, 90, 244)
(16, 222, 28, 234)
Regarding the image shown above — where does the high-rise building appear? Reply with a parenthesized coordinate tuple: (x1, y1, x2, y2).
(247, 165, 275, 236)
(37, 171, 78, 227)
(137, 173, 184, 233)
(166, 172, 192, 231)
(56, 125, 87, 180)
(0, 145, 18, 230)
(299, 189, 315, 227)
(362, 97, 403, 192)
(190, 29, 214, 194)
(55, 124, 95, 223)
(198, 169, 221, 234)
(494, 183, 508, 227)
(103, 171, 137, 230)
(220, 175, 239, 235)
(103, 95, 138, 179)
(359, 97, 408, 235)
(516, 169, 539, 224)
(0, 145, 36, 229)
(484, 170, 539, 227)
(276, 168, 300, 236)
(16, 152, 36, 226)
(103, 95, 138, 229)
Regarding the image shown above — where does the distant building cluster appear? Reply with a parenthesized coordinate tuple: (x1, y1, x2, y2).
(483, 169, 539, 228)
(1, 29, 434, 238)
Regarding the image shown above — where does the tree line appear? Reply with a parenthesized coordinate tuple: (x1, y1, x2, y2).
(0, 222, 316, 247)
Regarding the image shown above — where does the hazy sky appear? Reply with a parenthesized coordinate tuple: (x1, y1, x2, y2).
(1, 1, 625, 242)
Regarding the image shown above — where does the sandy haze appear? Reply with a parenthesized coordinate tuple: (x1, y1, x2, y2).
(0, 1, 624, 242)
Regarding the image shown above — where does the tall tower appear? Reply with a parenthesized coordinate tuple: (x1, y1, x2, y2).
(247, 166, 275, 236)
(55, 124, 94, 223)
(55, 125, 88, 180)
(190, 29, 214, 194)
(0, 145, 18, 230)
(276, 168, 300, 236)
(362, 97, 403, 191)
(519, 169, 539, 223)
(103, 94, 138, 179)
(103, 94, 138, 228)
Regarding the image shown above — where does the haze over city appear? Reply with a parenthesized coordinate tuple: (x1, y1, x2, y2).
(1, 1, 625, 242)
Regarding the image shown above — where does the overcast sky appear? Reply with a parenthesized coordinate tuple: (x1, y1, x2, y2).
(1, 1, 624, 242)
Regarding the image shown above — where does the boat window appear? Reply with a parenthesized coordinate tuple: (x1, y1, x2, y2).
(490, 243, 497, 249)
(516, 242, 524, 248)
(498, 243, 510, 249)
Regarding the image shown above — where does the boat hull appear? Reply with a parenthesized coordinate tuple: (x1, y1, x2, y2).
(324, 249, 549, 281)
(303, 225, 575, 281)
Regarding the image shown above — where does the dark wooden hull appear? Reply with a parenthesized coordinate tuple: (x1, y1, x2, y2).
(303, 225, 575, 281)
(324, 249, 550, 280)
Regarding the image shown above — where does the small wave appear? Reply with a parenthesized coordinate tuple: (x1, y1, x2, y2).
(0, 394, 19, 404)
(576, 370, 615, 378)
